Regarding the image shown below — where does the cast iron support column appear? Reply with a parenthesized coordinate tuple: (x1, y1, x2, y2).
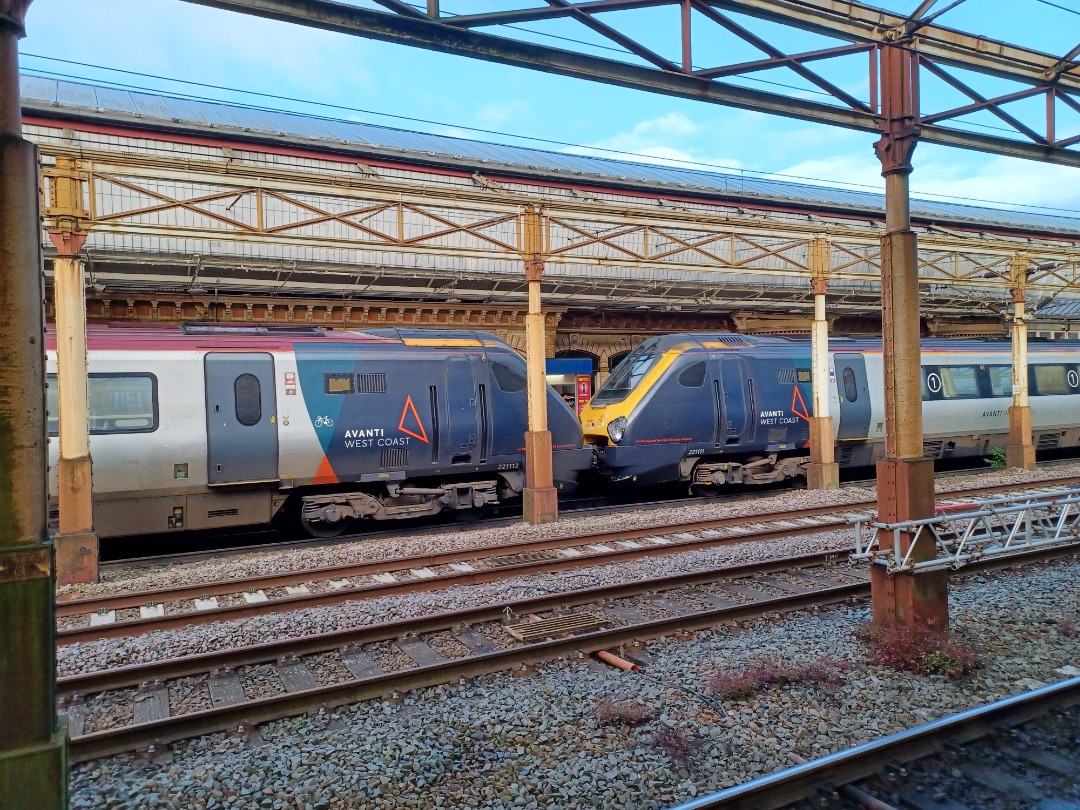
(806, 237, 839, 490)
(521, 206, 557, 524)
(1006, 253, 1035, 470)
(871, 44, 946, 630)
(0, 2, 69, 807)
(46, 157, 97, 584)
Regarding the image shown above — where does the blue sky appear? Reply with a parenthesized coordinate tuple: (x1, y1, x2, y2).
(18, 0, 1080, 215)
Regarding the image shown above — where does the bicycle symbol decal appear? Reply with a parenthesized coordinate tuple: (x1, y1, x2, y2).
(314, 415, 335, 427)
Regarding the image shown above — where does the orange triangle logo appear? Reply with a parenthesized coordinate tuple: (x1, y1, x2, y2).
(791, 384, 811, 421)
(398, 395, 429, 443)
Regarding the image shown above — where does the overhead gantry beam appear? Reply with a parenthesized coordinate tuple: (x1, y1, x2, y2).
(181, 0, 1080, 166)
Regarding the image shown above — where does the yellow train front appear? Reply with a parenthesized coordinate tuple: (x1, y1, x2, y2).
(579, 333, 812, 491)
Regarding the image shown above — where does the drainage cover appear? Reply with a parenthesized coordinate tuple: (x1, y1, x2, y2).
(505, 613, 605, 642)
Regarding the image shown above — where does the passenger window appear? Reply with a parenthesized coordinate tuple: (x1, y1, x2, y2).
(89, 375, 157, 433)
(939, 366, 980, 399)
(46, 375, 58, 436)
(491, 361, 526, 393)
(678, 361, 706, 388)
(234, 374, 262, 426)
(987, 366, 1012, 397)
(920, 368, 929, 401)
(47, 374, 159, 436)
(842, 367, 858, 402)
(1034, 364, 1069, 395)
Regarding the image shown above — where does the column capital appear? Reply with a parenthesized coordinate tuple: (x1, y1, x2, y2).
(0, 1, 31, 35)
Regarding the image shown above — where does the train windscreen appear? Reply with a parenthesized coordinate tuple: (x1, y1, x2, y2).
(591, 350, 659, 406)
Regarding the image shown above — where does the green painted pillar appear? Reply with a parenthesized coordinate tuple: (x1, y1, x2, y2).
(0, 2, 68, 808)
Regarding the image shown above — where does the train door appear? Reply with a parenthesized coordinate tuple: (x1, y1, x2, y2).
(718, 358, 748, 445)
(834, 353, 871, 440)
(205, 353, 279, 483)
(444, 356, 478, 459)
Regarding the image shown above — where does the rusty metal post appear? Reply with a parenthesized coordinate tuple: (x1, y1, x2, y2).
(1006, 253, 1035, 470)
(871, 44, 946, 630)
(807, 236, 839, 490)
(521, 206, 557, 524)
(46, 157, 97, 584)
(0, 2, 69, 807)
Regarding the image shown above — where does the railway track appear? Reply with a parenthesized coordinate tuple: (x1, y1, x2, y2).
(672, 676, 1080, 810)
(98, 460, 1080, 569)
(58, 475, 1080, 644)
(60, 542, 1080, 764)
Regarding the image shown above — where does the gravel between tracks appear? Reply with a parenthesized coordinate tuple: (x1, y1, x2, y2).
(69, 555, 1080, 809)
(57, 528, 851, 676)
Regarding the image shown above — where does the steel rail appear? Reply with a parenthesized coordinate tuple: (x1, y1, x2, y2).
(57, 516, 854, 644)
(668, 676, 1080, 810)
(56, 476, 1080, 643)
(60, 504, 856, 616)
(58, 549, 852, 694)
(65, 579, 864, 763)
(63, 541, 1080, 763)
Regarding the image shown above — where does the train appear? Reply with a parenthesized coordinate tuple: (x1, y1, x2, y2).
(45, 324, 591, 538)
(579, 333, 1080, 490)
(46, 326, 1080, 540)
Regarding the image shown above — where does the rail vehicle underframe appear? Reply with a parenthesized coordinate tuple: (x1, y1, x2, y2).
(595, 442, 808, 490)
(294, 449, 590, 532)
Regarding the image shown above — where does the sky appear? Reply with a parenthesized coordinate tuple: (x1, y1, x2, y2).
(16, 0, 1080, 217)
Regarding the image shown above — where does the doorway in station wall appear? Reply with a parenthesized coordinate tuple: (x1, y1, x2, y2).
(549, 350, 599, 414)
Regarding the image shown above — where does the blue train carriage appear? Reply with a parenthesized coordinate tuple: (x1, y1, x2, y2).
(579, 333, 813, 491)
(45, 324, 590, 539)
(291, 327, 591, 535)
(579, 332, 1080, 492)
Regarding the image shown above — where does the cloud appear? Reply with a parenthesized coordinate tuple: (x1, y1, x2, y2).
(566, 112, 743, 172)
(769, 148, 1080, 214)
(475, 101, 529, 127)
(22, 0, 377, 102)
(912, 153, 1080, 213)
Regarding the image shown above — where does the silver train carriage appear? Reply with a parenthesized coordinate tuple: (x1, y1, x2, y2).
(46, 324, 591, 538)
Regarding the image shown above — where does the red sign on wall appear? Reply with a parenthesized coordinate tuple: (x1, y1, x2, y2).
(576, 374, 592, 414)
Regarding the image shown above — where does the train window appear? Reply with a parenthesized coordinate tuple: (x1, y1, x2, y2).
(46, 374, 160, 436)
(678, 361, 707, 388)
(491, 361, 526, 393)
(46, 375, 59, 436)
(234, 374, 262, 426)
(842, 367, 858, 402)
(1033, 364, 1070, 395)
(591, 351, 660, 406)
(939, 366, 980, 399)
(324, 373, 354, 395)
(987, 366, 1012, 397)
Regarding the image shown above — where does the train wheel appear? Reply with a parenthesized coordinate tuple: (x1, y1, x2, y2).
(301, 516, 348, 538)
(455, 508, 485, 523)
(690, 484, 723, 497)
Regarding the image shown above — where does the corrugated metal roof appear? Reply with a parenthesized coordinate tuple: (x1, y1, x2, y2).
(20, 75, 1080, 236)
(1035, 300, 1080, 318)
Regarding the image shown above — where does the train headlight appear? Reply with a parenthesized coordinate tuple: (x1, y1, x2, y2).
(607, 416, 627, 445)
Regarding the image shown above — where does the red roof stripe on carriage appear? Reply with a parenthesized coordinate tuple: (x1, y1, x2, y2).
(44, 324, 397, 352)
